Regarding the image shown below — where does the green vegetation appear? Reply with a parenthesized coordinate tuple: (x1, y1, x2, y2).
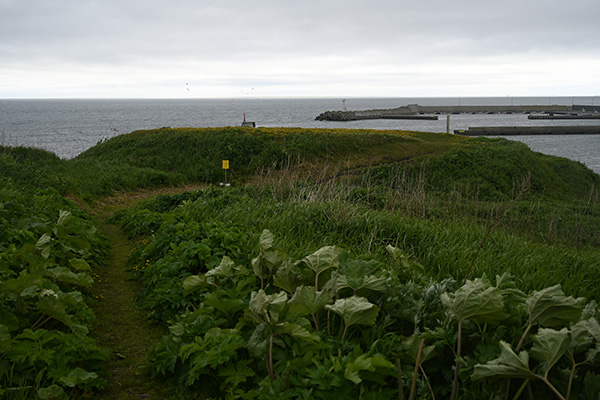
(2, 126, 600, 399)
(0, 186, 110, 399)
(1, 127, 457, 201)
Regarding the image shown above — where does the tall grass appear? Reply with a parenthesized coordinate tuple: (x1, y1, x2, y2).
(115, 171, 600, 300)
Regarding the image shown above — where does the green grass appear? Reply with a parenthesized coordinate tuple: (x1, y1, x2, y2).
(3, 126, 600, 399)
(114, 184, 600, 300)
(110, 182, 600, 399)
(90, 212, 170, 400)
(2, 127, 460, 200)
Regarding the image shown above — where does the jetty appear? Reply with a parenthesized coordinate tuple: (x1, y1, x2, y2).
(528, 114, 600, 120)
(316, 103, 598, 122)
(454, 126, 600, 136)
(315, 109, 437, 121)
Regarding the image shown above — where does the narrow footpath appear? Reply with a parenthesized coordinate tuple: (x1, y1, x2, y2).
(91, 218, 167, 400)
(85, 186, 205, 399)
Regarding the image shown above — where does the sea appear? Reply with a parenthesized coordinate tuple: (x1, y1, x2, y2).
(1, 97, 599, 174)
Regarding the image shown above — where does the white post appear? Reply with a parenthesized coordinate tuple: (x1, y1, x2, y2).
(446, 114, 451, 134)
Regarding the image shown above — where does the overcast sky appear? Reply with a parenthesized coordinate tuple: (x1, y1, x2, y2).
(1, 0, 599, 98)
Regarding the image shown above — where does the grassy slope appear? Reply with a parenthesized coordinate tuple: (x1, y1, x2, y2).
(2, 128, 599, 250)
(75, 127, 460, 187)
(2, 127, 597, 202)
(3, 127, 456, 201)
(86, 186, 207, 400)
(3, 127, 600, 398)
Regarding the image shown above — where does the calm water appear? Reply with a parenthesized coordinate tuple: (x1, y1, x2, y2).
(1, 97, 599, 174)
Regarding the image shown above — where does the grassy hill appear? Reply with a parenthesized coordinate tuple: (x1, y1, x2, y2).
(2, 126, 598, 200)
(2, 127, 600, 399)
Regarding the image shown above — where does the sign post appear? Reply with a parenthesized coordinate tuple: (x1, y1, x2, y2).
(222, 160, 229, 186)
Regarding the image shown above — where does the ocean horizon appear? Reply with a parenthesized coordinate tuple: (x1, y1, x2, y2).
(1, 97, 599, 174)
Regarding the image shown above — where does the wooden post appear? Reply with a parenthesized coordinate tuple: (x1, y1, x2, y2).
(446, 114, 451, 134)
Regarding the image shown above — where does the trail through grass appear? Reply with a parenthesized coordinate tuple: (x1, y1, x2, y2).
(87, 185, 206, 399)
(91, 220, 167, 399)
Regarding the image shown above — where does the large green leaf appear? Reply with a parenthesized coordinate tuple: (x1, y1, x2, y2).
(252, 230, 288, 280)
(273, 259, 304, 294)
(337, 274, 387, 294)
(182, 275, 208, 296)
(251, 256, 267, 281)
(262, 249, 288, 271)
(258, 229, 275, 252)
(276, 321, 320, 343)
(402, 334, 437, 365)
(35, 233, 52, 259)
(295, 246, 340, 277)
(37, 291, 88, 336)
(325, 296, 379, 328)
(247, 321, 270, 357)
(526, 285, 585, 328)
(206, 256, 236, 280)
(38, 384, 67, 400)
(335, 260, 387, 294)
(204, 292, 246, 319)
(441, 278, 505, 324)
(46, 267, 93, 288)
(56, 210, 73, 226)
(472, 341, 535, 380)
(290, 285, 332, 316)
(59, 367, 98, 387)
(68, 258, 92, 271)
(569, 318, 598, 354)
(1, 274, 44, 295)
(247, 290, 288, 325)
(530, 328, 570, 376)
(344, 354, 394, 384)
(581, 318, 600, 343)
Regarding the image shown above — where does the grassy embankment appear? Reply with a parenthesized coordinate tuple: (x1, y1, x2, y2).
(2, 126, 600, 399)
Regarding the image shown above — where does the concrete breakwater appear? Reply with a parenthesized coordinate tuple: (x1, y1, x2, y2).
(455, 126, 600, 136)
(315, 104, 573, 121)
(315, 110, 437, 121)
(528, 114, 600, 120)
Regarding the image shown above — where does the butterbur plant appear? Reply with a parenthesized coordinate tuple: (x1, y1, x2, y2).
(246, 290, 320, 381)
(517, 284, 586, 351)
(139, 224, 600, 399)
(441, 277, 506, 400)
(251, 229, 289, 290)
(471, 285, 596, 400)
(294, 245, 341, 291)
(325, 296, 380, 341)
(0, 204, 109, 399)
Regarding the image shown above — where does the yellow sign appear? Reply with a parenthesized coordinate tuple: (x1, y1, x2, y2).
(222, 160, 229, 170)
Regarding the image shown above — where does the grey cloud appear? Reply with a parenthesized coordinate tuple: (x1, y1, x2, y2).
(1, 0, 599, 97)
(3, 0, 599, 63)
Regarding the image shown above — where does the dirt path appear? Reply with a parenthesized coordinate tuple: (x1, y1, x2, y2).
(91, 219, 167, 399)
(87, 185, 206, 399)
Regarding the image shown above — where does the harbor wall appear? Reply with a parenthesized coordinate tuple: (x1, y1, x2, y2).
(316, 104, 572, 121)
(455, 126, 600, 136)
